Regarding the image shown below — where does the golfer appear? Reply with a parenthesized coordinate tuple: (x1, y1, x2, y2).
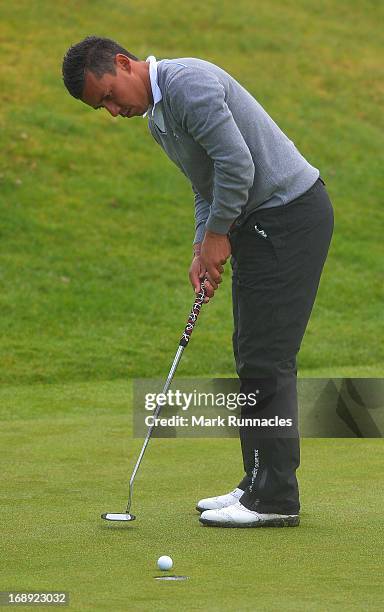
(62, 36, 334, 528)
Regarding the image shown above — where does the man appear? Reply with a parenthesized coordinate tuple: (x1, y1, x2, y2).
(62, 36, 334, 528)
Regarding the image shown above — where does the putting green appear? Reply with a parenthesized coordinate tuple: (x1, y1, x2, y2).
(1, 381, 382, 610)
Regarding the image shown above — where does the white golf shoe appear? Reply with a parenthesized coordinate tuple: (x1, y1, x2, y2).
(196, 488, 244, 513)
(199, 501, 300, 528)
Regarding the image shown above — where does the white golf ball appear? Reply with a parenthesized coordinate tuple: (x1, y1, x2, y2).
(157, 555, 173, 571)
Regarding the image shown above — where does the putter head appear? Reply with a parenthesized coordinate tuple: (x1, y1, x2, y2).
(101, 513, 136, 522)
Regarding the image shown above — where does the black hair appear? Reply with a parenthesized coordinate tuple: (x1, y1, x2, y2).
(62, 35, 139, 99)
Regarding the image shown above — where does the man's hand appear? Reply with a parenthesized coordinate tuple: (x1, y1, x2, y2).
(189, 255, 215, 303)
(200, 231, 231, 289)
(189, 249, 215, 303)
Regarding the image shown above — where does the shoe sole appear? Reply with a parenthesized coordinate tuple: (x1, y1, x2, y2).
(196, 501, 239, 513)
(196, 505, 210, 513)
(199, 515, 300, 528)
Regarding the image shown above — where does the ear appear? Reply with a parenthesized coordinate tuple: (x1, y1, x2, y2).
(115, 53, 132, 72)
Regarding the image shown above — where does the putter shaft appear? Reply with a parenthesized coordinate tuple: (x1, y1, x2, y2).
(125, 283, 206, 514)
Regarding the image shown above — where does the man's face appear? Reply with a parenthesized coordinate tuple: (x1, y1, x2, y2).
(82, 54, 151, 118)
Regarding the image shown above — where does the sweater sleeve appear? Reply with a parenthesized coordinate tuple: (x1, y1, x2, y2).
(167, 67, 255, 234)
(192, 185, 210, 244)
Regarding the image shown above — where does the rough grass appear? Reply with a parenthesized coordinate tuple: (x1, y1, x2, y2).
(0, 0, 383, 383)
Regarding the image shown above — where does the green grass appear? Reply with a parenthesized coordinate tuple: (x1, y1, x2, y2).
(1, 1, 383, 610)
(0, 0, 383, 383)
(1, 382, 383, 611)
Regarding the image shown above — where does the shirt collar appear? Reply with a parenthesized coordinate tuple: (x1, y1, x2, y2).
(143, 55, 162, 119)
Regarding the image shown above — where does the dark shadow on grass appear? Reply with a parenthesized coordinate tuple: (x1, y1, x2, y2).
(99, 524, 139, 531)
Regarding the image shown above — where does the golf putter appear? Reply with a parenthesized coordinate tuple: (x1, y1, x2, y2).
(101, 280, 207, 522)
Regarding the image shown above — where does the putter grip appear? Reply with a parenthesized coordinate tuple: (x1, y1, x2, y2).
(179, 282, 206, 347)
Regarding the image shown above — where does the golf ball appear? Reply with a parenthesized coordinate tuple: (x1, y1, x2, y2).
(157, 555, 173, 571)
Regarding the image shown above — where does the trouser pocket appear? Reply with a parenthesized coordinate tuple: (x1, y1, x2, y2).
(230, 192, 333, 378)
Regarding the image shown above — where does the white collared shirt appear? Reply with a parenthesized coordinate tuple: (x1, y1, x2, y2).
(143, 55, 162, 119)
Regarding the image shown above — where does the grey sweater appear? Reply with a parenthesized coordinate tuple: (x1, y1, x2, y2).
(147, 58, 319, 244)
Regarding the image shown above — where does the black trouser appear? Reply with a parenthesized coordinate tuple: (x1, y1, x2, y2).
(229, 178, 334, 515)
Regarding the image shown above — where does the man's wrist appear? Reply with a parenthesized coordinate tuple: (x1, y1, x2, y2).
(193, 243, 202, 257)
(204, 230, 229, 239)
